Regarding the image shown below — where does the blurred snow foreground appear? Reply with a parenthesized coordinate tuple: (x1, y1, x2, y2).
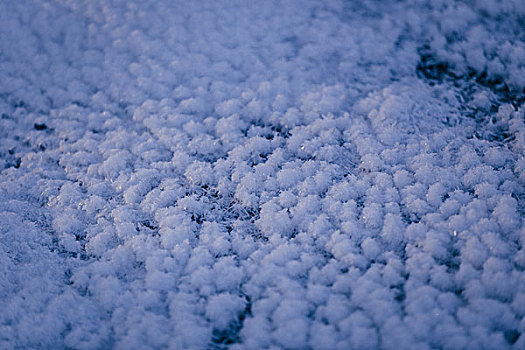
(1, 0, 525, 349)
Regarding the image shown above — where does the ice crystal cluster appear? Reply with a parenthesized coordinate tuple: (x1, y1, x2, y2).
(1, 0, 524, 349)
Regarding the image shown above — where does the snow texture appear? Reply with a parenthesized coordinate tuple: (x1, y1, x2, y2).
(1, 0, 524, 349)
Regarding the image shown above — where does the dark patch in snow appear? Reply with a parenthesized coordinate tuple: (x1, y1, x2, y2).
(416, 46, 453, 83)
(33, 123, 48, 131)
(210, 295, 252, 349)
(417, 45, 524, 109)
(504, 330, 520, 345)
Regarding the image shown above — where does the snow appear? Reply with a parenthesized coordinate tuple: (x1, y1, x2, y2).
(1, 0, 525, 348)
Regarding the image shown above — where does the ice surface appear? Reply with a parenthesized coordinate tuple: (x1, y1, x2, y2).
(1, 0, 524, 348)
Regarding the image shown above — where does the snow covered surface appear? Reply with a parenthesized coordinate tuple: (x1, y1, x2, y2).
(1, 0, 525, 348)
